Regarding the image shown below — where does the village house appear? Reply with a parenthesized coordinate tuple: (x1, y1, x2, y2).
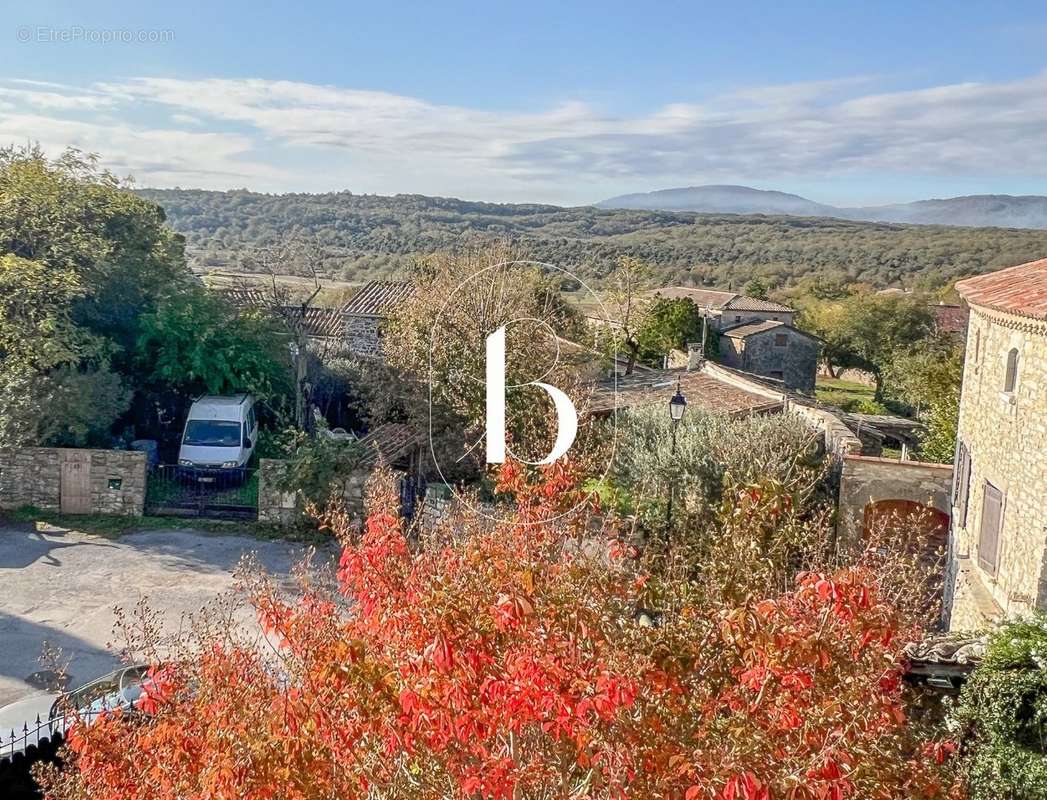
(946, 257, 1047, 631)
(649, 287, 797, 330)
(717, 319, 820, 392)
(340, 280, 414, 357)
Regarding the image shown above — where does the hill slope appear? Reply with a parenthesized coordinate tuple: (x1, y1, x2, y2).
(137, 188, 1047, 291)
(596, 185, 838, 217)
(598, 185, 1047, 229)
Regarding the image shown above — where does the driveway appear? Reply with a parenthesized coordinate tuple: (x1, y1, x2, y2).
(0, 523, 335, 708)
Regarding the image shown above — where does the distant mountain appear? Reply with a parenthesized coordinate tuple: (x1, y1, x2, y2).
(597, 186, 1047, 230)
(138, 188, 1047, 292)
(597, 185, 838, 217)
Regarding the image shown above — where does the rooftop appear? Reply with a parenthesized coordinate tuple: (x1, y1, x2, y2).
(356, 423, 422, 467)
(589, 367, 784, 417)
(932, 303, 970, 335)
(650, 286, 795, 314)
(955, 258, 1047, 321)
(341, 280, 415, 316)
(721, 319, 820, 340)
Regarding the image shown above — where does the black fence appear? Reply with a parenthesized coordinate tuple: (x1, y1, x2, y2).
(145, 464, 259, 519)
(1, 720, 65, 800)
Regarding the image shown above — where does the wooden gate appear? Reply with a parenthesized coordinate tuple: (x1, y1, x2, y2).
(60, 451, 92, 515)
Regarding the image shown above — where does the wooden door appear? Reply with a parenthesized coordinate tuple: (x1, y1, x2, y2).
(60, 451, 92, 515)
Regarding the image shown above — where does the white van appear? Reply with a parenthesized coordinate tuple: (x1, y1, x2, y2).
(177, 395, 258, 479)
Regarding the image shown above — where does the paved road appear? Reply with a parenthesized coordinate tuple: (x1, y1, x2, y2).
(0, 523, 332, 708)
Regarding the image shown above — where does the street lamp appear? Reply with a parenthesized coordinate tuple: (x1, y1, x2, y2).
(666, 381, 687, 527)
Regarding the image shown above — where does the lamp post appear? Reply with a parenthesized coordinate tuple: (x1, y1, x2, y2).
(666, 381, 687, 528)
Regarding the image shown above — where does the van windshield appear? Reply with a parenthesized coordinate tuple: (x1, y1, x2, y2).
(184, 420, 241, 447)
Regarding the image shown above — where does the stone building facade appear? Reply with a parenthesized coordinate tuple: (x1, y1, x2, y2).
(718, 320, 820, 392)
(836, 455, 953, 549)
(340, 281, 414, 358)
(649, 287, 797, 331)
(946, 258, 1047, 631)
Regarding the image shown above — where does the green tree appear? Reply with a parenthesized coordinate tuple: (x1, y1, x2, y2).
(635, 297, 703, 365)
(0, 146, 188, 365)
(743, 277, 769, 299)
(953, 614, 1047, 799)
(885, 338, 963, 462)
(135, 287, 292, 400)
(0, 364, 131, 448)
(798, 292, 934, 396)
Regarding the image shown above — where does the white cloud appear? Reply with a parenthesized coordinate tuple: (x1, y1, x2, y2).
(3, 70, 1047, 202)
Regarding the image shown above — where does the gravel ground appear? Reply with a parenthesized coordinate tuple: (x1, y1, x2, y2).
(0, 523, 333, 708)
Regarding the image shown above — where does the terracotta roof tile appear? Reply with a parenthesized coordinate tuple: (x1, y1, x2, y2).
(356, 423, 421, 467)
(955, 258, 1047, 320)
(281, 306, 345, 338)
(649, 286, 794, 314)
(932, 304, 970, 334)
(722, 320, 819, 341)
(341, 281, 415, 316)
(589, 368, 783, 417)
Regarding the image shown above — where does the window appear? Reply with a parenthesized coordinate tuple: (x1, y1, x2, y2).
(734, 315, 742, 323)
(183, 420, 241, 447)
(977, 482, 1004, 576)
(774, 333, 788, 347)
(1003, 348, 1020, 393)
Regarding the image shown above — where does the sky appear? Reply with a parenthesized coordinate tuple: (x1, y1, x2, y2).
(2, 0, 1047, 206)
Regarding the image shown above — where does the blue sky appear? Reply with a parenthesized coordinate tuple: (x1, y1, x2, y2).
(3, 0, 1047, 205)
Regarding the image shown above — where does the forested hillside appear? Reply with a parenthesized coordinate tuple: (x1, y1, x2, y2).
(137, 188, 1047, 290)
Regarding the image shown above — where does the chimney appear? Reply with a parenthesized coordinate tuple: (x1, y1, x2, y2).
(686, 342, 704, 371)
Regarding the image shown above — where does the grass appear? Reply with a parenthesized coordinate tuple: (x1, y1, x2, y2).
(815, 376, 889, 415)
(0, 505, 332, 546)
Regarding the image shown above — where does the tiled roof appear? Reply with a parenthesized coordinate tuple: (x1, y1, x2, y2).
(955, 258, 1047, 321)
(649, 286, 794, 314)
(722, 320, 819, 340)
(589, 368, 783, 417)
(218, 288, 267, 308)
(341, 281, 414, 316)
(356, 423, 421, 467)
(281, 306, 346, 338)
(723, 295, 795, 313)
(722, 319, 786, 338)
(650, 287, 736, 308)
(932, 303, 970, 334)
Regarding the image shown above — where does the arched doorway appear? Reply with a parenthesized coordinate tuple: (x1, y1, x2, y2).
(863, 499, 949, 551)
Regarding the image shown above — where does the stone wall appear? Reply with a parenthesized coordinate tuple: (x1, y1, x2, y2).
(836, 455, 953, 545)
(948, 304, 1047, 628)
(344, 315, 383, 357)
(257, 458, 405, 526)
(719, 327, 819, 392)
(0, 447, 146, 516)
(257, 459, 299, 525)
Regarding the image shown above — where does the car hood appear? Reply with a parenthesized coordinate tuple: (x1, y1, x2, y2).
(0, 691, 57, 742)
(179, 444, 243, 465)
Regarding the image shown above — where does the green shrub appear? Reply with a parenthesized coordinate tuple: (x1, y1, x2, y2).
(953, 614, 1047, 799)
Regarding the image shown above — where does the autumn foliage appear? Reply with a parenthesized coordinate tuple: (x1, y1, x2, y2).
(41, 463, 956, 800)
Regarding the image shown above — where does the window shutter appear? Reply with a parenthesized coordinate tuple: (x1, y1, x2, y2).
(955, 443, 972, 527)
(977, 482, 1004, 575)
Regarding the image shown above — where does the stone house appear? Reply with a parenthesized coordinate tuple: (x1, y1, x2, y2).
(718, 320, 820, 392)
(340, 280, 414, 357)
(946, 258, 1047, 631)
(649, 287, 797, 331)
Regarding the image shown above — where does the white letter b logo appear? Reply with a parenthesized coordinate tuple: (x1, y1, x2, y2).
(485, 326, 578, 465)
